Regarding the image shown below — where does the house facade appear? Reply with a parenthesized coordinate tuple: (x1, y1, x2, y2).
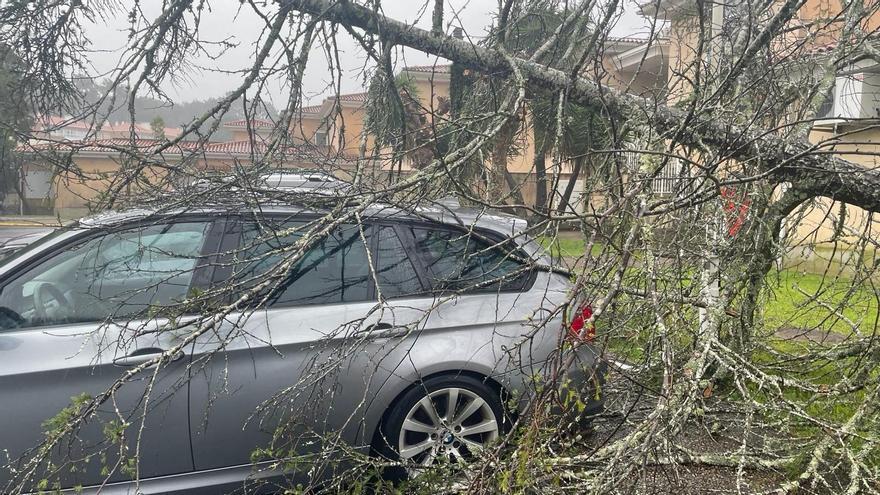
(285, 56, 666, 212)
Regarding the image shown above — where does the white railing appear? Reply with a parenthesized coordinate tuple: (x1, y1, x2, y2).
(652, 159, 685, 195)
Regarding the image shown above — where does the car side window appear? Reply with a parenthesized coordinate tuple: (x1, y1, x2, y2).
(0, 221, 212, 331)
(231, 220, 373, 306)
(375, 226, 424, 299)
(409, 227, 530, 293)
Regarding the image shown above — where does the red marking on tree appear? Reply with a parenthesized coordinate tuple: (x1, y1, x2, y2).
(721, 186, 750, 237)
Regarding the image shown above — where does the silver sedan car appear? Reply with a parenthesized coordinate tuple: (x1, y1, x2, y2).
(0, 205, 604, 494)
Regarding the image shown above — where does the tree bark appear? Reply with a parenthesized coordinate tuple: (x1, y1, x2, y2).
(534, 147, 548, 214)
(556, 156, 583, 215)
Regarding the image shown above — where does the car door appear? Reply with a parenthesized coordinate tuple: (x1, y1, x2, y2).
(188, 216, 390, 485)
(0, 218, 218, 491)
(385, 224, 553, 387)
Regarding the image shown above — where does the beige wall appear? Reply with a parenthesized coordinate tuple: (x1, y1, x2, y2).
(292, 116, 322, 144)
(665, 15, 702, 105)
(52, 156, 121, 217)
(228, 129, 248, 141)
(786, 127, 880, 247)
(410, 74, 449, 113)
(327, 103, 372, 155)
(656, 7, 880, 261)
(33, 152, 333, 218)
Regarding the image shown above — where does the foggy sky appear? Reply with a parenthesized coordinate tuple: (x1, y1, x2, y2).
(84, 0, 652, 106)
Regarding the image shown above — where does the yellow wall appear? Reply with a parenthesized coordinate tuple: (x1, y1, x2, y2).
(328, 104, 371, 155)
(35, 152, 329, 218)
(665, 16, 702, 105)
(411, 76, 450, 117)
(228, 129, 249, 141)
(291, 116, 322, 144)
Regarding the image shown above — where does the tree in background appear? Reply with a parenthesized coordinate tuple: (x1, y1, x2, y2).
(365, 67, 432, 168)
(149, 116, 166, 141)
(0, 45, 32, 210)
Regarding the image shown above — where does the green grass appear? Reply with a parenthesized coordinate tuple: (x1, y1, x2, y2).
(763, 270, 880, 336)
(536, 235, 602, 258)
(588, 261, 879, 466)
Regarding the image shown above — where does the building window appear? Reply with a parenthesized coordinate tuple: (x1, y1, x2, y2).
(816, 83, 835, 120)
(314, 129, 328, 146)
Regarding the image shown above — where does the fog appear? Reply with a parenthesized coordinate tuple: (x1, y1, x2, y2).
(84, 0, 651, 105)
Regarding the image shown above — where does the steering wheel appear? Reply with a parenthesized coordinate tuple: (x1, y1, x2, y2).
(33, 282, 72, 321)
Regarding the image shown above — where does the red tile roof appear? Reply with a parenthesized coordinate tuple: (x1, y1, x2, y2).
(201, 141, 358, 161)
(300, 104, 323, 114)
(336, 92, 368, 102)
(607, 35, 656, 44)
(202, 140, 270, 154)
(21, 138, 197, 154)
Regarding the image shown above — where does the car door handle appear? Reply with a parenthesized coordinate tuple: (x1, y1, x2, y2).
(113, 347, 185, 367)
(364, 322, 394, 332)
(357, 322, 408, 339)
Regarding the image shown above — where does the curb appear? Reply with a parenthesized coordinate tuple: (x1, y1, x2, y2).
(0, 222, 58, 227)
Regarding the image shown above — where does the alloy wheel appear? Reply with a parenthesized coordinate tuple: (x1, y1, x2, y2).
(397, 387, 500, 472)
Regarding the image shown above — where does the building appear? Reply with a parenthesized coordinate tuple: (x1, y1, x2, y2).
(9, 50, 665, 218)
(283, 57, 665, 212)
(32, 115, 183, 142)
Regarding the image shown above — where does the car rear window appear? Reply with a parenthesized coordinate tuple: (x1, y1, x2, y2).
(408, 227, 531, 293)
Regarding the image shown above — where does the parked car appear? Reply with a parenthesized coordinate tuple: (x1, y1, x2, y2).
(188, 171, 350, 196)
(0, 204, 604, 494)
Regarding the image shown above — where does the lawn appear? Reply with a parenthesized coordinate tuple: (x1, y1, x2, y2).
(763, 270, 880, 336)
(539, 231, 880, 336)
(536, 234, 601, 258)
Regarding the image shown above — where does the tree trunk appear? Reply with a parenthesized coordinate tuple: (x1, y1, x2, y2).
(534, 147, 548, 214)
(556, 156, 583, 215)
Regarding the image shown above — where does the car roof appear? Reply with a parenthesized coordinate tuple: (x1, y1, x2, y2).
(78, 200, 523, 236)
(74, 200, 541, 257)
(190, 171, 350, 194)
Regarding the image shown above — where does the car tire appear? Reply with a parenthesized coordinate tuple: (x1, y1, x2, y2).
(375, 374, 507, 480)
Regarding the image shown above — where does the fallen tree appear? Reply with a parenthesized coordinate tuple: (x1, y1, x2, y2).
(287, 0, 880, 213)
(2, 0, 880, 493)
